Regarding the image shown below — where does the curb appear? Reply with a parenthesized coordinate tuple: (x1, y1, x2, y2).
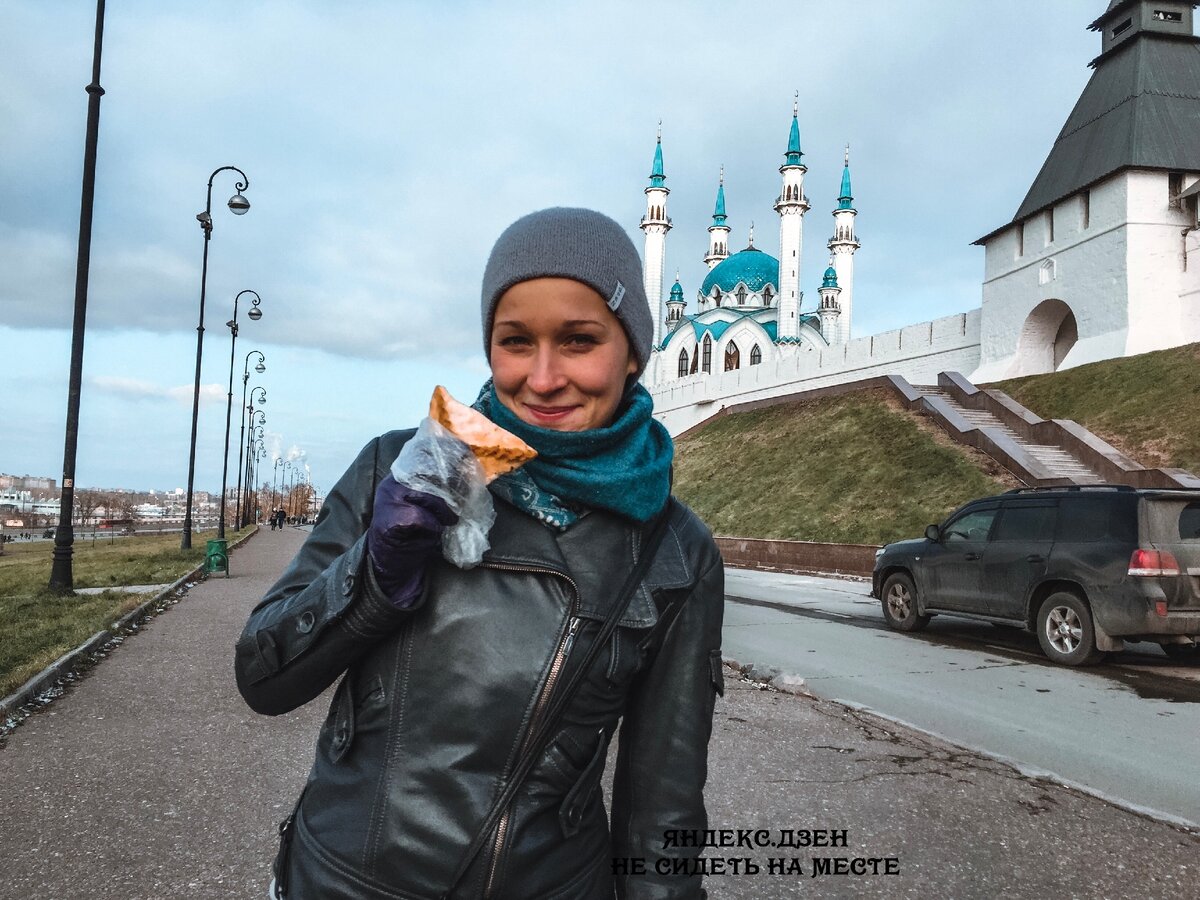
(722, 656, 809, 696)
(0, 527, 259, 732)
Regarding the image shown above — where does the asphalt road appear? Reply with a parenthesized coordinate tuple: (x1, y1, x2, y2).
(722, 568, 1200, 829)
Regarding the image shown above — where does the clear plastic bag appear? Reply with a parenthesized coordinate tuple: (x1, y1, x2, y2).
(390, 417, 496, 569)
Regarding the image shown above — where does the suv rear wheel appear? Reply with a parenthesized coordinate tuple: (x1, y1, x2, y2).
(881, 572, 931, 632)
(1036, 592, 1104, 666)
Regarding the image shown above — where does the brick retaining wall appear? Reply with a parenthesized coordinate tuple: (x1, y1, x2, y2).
(716, 536, 880, 578)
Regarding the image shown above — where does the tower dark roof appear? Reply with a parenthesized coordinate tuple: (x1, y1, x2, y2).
(983, 1, 1200, 238)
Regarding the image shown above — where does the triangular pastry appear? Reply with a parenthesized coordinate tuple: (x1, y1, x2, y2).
(429, 385, 537, 483)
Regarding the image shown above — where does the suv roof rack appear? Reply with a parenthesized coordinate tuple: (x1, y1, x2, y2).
(1003, 484, 1138, 495)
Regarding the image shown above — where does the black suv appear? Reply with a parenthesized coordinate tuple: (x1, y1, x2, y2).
(871, 486, 1200, 666)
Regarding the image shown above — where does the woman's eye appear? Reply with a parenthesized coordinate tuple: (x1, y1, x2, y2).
(565, 334, 598, 347)
(497, 335, 531, 348)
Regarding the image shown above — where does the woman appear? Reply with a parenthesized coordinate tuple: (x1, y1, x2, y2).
(236, 207, 725, 899)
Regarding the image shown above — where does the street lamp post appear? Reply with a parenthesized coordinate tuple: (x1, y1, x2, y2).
(218, 291, 262, 540)
(272, 458, 285, 516)
(243, 416, 265, 527)
(284, 464, 297, 519)
(49, 0, 106, 593)
(181, 165, 251, 551)
(248, 440, 266, 525)
(234, 360, 265, 529)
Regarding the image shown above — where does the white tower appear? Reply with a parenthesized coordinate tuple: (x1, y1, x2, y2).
(774, 95, 809, 342)
(817, 256, 843, 343)
(704, 166, 732, 269)
(640, 125, 671, 351)
(828, 145, 861, 341)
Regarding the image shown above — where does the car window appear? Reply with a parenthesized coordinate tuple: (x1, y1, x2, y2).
(943, 508, 998, 544)
(1176, 502, 1200, 541)
(994, 504, 1057, 542)
(1056, 496, 1136, 543)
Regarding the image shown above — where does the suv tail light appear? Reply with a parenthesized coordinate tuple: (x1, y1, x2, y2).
(1128, 549, 1182, 577)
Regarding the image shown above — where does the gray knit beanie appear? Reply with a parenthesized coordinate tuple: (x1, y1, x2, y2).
(481, 207, 652, 376)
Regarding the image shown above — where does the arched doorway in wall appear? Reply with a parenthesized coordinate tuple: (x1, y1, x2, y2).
(1012, 299, 1079, 376)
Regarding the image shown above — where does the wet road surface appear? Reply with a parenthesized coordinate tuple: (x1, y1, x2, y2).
(722, 568, 1200, 828)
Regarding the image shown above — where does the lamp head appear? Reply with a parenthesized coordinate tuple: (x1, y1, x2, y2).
(228, 192, 251, 215)
(255, 361, 266, 373)
(247, 306, 263, 321)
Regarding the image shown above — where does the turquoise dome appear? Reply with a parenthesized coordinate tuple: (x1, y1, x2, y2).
(822, 265, 839, 288)
(700, 246, 779, 296)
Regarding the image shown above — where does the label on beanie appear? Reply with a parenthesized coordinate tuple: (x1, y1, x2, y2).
(608, 281, 625, 311)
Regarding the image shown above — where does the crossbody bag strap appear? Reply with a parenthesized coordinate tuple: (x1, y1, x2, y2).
(441, 497, 677, 898)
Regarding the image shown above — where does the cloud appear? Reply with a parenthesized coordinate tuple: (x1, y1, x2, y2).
(89, 375, 223, 406)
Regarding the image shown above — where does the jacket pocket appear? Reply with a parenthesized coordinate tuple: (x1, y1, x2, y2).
(559, 727, 610, 838)
(327, 671, 385, 763)
(709, 649, 725, 697)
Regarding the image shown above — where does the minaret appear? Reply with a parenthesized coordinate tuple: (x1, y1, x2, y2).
(704, 166, 732, 269)
(774, 94, 809, 342)
(665, 272, 686, 330)
(817, 256, 843, 343)
(828, 145, 860, 341)
(640, 124, 671, 351)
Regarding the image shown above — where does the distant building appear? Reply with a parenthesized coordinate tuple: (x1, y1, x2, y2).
(0, 474, 57, 492)
(972, 0, 1200, 378)
(644, 0, 1200, 433)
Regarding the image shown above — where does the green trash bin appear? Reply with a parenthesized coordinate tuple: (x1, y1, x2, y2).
(205, 538, 229, 576)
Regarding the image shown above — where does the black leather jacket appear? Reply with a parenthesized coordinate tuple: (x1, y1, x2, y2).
(235, 431, 725, 899)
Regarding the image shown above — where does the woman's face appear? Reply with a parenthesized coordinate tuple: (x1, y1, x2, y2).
(490, 277, 638, 432)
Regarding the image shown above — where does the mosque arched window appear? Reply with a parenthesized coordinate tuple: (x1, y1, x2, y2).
(678, 348, 689, 378)
(702, 334, 712, 373)
(763, 286, 773, 305)
(690, 346, 699, 374)
(724, 341, 740, 371)
(750, 344, 762, 365)
(736, 286, 747, 305)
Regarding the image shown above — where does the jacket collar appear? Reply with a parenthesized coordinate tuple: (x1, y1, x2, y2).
(482, 493, 694, 628)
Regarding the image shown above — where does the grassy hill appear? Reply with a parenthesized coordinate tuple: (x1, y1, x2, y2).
(672, 389, 1014, 546)
(673, 343, 1200, 546)
(993, 342, 1200, 475)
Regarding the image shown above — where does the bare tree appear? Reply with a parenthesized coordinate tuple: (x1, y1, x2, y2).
(74, 489, 102, 526)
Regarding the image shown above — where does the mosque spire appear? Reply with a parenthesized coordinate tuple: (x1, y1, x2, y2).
(784, 91, 803, 166)
(828, 142, 860, 343)
(705, 164, 732, 269)
(774, 92, 809, 343)
(649, 120, 666, 188)
(712, 165, 727, 226)
(640, 122, 671, 358)
(838, 144, 854, 210)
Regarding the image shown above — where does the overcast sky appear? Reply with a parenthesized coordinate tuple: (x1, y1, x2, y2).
(0, 0, 1106, 496)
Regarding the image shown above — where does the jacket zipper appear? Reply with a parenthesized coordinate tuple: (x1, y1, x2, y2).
(479, 562, 580, 899)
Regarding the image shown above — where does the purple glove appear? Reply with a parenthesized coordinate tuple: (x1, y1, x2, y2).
(367, 477, 459, 607)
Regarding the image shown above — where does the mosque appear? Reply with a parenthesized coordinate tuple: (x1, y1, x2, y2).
(641, 0, 1200, 435)
(639, 100, 860, 386)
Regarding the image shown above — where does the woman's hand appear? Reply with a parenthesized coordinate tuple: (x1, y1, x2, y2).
(367, 476, 459, 606)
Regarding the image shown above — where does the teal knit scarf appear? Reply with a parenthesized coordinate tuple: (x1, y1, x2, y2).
(472, 380, 673, 529)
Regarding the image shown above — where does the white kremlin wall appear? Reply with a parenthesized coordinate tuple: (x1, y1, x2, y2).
(972, 171, 1200, 382)
(650, 309, 982, 435)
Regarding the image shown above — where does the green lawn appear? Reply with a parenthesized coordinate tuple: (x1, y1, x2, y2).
(993, 342, 1200, 476)
(673, 389, 1012, 546)
(0, 527, 252, 698)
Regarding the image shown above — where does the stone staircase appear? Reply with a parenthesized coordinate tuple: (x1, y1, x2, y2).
(912, 385, 1106, 484)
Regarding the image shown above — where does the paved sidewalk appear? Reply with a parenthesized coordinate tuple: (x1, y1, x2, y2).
(0, 529, 1196, 899)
